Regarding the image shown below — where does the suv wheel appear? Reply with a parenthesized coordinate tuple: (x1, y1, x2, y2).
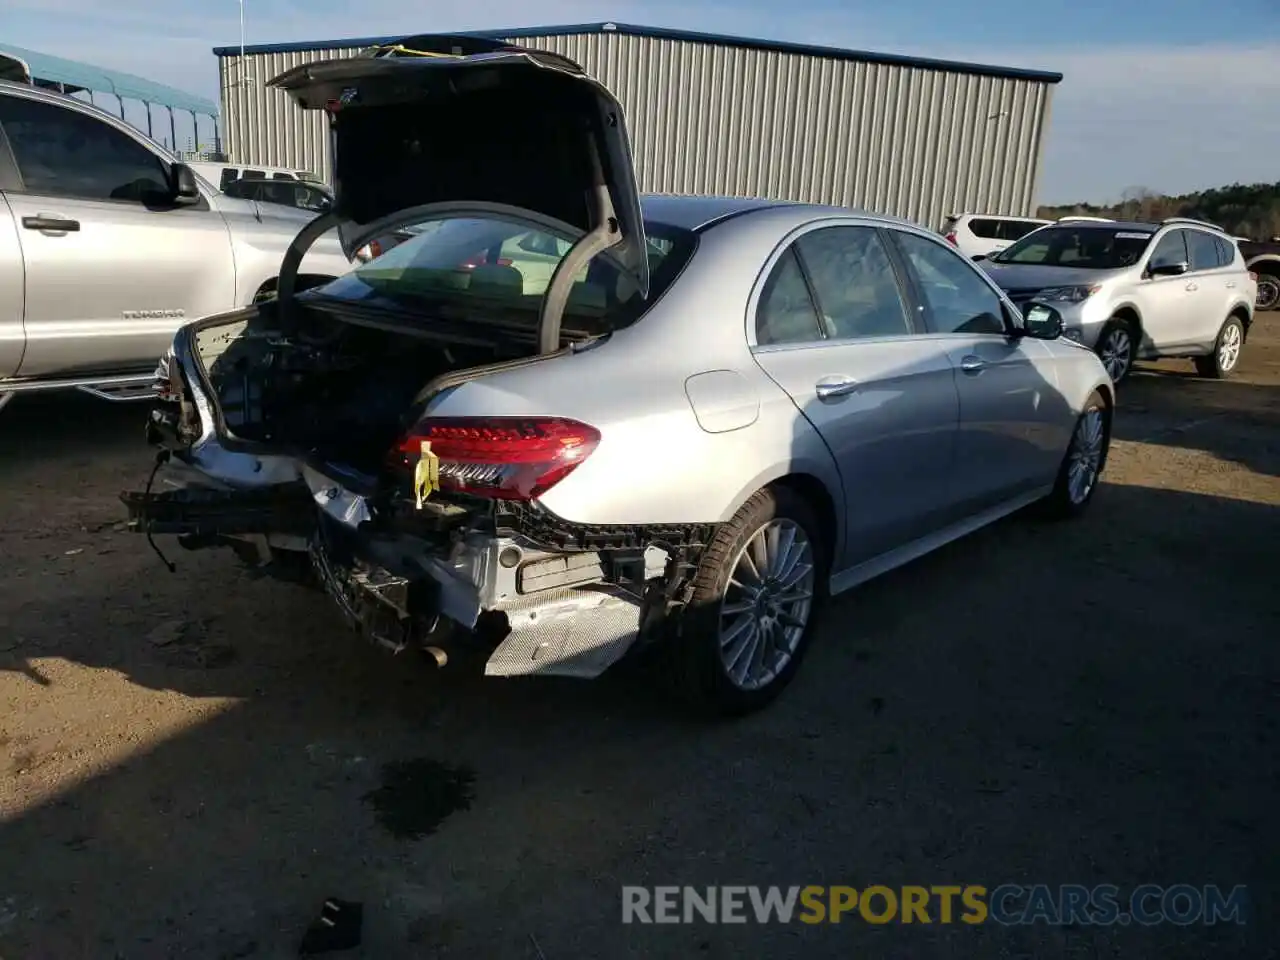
(1194, 315, 1245, 379)
(1256, 274, 1279, 312)
(666, 486, 826, 716)
(1096, 319, 1136, 382)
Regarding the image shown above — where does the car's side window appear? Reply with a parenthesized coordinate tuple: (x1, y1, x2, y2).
(219, 168, 239, 191)
(1213, 236, 1236, 268)
(0, 96, 170, 204)
(1148, 230, 1188, 270)
(793, 226, 912, 340)
(968, 218, 1000, 240)
(892, 231, 1007, 335)
(999, 219, 1044, 242)
(298, 185, 331, 212)
(1186, 230, 1224, 272)
(223, 179, 257, 201)
(755, 249, 824, 346)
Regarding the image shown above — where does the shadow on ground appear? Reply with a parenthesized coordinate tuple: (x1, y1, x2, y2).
(2, 479, 1276, 959)
(1117, 360, 1280, 477)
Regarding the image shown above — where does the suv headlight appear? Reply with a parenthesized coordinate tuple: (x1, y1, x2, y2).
(1037, 284, 1103, 303)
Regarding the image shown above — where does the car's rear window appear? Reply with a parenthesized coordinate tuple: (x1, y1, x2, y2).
(315, 215, 697, 338)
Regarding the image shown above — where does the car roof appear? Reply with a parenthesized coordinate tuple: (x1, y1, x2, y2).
(950, 212, 1050, 221)
(1043, 219, 1156, 233)
(639, 194, 916, 233)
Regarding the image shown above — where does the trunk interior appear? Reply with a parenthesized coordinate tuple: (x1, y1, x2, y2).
(192, 302, 536, 476)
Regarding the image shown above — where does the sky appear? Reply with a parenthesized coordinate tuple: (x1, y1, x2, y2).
(2, 0, 1278, 204)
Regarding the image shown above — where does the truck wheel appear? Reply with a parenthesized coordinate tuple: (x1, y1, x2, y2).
(1193, 315, 1245, 379)
(666, 486, 827, 717)
(1256, 274, 1279, 312)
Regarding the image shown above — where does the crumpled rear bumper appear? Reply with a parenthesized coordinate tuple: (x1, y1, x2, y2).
(122, 444, 667, 680)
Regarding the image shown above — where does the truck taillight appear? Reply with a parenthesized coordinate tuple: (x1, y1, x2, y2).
(944, 232, 958, 245)
(390, 417, 600, 501)
(1249, 271, 1258, 282)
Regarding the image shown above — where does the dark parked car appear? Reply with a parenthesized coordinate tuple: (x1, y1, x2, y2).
(1237, 238, 1280, 311)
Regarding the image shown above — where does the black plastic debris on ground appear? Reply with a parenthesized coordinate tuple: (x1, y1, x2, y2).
(298, 897, 362, 955)
(362, 758, 476, 840)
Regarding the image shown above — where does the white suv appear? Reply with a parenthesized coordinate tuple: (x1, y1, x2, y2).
(942, 213, 1052, 259)
(979, 218, 1258, 381)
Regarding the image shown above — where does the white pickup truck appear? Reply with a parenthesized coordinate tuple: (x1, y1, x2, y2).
(0, 79, 352, 413)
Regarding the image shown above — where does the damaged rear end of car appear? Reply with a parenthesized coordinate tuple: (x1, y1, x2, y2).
(122, 35, 711, 679)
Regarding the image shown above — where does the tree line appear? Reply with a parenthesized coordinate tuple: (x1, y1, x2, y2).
(1037, 182, 1280, 241)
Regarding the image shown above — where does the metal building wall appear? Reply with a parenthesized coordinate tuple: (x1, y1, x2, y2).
(218, 31, 1055, 226)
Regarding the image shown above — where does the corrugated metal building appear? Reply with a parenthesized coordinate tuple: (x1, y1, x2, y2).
(213, 22, 1061, 227)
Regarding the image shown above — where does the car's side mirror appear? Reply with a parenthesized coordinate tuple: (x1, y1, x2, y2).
(1021, 302, 1064, 340)
(170, 162, 200, 205)
(1148, 259, 1189, 277)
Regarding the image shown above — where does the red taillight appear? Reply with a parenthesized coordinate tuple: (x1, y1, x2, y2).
(391, 417, 600, 501)
(1249, 271, 1259, 282)
(368, 240, 385, 259)
(944, 232, 958, 245)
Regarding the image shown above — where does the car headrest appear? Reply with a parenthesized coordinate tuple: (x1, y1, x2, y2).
(467, 264, 524, 295)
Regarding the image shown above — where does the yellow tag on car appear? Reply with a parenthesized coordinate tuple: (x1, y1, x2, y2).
(413, 440, 440, 508)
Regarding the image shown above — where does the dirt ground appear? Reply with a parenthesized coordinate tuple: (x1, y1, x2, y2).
(1, 322, 1277, 959)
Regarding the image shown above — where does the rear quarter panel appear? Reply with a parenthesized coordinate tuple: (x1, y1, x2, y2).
(423, 211, 845, 536)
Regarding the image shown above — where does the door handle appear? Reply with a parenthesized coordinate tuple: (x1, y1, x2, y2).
(22, 214, 80, 233)
(1184, 282, 1198, 292)
(1225, 281, 1237, 289)
(814, 376, 859, 401)
(960, 355, 985, 374)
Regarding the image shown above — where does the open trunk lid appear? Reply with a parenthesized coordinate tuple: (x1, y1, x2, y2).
(268, 35, 649, 298)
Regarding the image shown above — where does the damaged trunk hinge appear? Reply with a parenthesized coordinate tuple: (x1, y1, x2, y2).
(276, 211, 344, 337)
(537, 132, 621, 355)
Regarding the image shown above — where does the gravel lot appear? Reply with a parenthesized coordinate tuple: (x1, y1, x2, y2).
(1, 322, 1277, 959)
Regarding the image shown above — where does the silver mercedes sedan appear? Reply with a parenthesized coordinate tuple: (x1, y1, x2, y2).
(124, 37, 1115, 716)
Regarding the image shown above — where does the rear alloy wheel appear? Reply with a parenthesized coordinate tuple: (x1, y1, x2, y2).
(1096, 320, 1136, 383)
(1040, 391, 1109, 519)
(667, 486, 825, 716)
(1255, 274, 1279, 312)
(1194, 316, 1245, 379)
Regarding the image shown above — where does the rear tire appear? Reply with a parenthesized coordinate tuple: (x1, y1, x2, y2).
(1039, 390, 1109, 520)
(1193, 315, 1245, 379)
(1095, 319, 1136, 383)
(666, 486, 827, 717)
